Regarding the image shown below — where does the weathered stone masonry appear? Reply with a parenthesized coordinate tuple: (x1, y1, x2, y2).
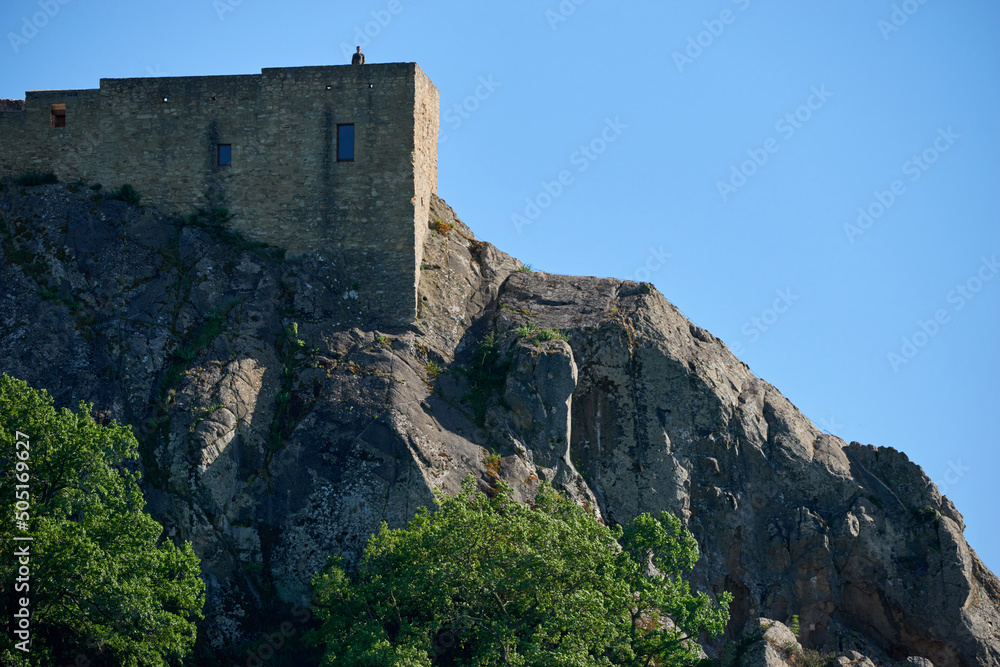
(0, 63, 439, 327)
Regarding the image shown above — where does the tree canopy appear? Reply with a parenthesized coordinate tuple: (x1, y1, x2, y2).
(310, 475, 731, 666)
(0, 373, 204, 666)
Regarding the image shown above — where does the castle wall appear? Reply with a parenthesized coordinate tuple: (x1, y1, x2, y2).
(412, 66, 440, 279)
(0, 63, 439, 328)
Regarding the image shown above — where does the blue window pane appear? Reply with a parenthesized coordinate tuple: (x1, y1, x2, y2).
(218, 144, 231, 166)
(337, 124, 354, 161)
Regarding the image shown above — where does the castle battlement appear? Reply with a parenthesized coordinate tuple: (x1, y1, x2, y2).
(0, 63, 440, 327)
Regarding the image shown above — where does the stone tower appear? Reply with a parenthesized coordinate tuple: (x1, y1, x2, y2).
(0, 63, 440, 327)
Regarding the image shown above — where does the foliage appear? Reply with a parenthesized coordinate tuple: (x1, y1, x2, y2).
(309, 475, 731, 666)
(178, 204, 231, 229)
(515, 322, 536, 338)
(780, 644, 835, 667)
(0, 216, 45, 279)
(176, 205, 279, 260)
(514, 263, 533, 273)
(484, 449, 502, 480)
(703, 626, 764, 667)
(534, 328, 568, 343)
(914, 504, 939, 524)
(106, 183, 142, 207)
(13, 171, 57, 186)
(162, 299, 243, 398)
(705, 620, 834, 667)
(794, 649, 835, 667)
(282, 321, 306, 350)
(464, 331, 511, 426)
(0, 374, 205, 666)
(267, 321, 308, 452)
(516, 321, 568, 345)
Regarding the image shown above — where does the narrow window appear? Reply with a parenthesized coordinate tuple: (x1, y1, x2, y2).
(218, 144, 231, 166)
(50, 103, 66, 128)
(337, 124, 355, 162)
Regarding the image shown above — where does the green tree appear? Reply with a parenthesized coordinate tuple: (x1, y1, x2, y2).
(0, 374, 204, 666)
(310, 475, 731, 666)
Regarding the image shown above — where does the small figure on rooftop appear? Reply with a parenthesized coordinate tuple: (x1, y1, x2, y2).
(352, 46, 365, 66)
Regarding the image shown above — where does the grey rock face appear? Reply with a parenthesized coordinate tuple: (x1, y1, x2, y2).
(1, 182, 998, 665)
(488, 271, 999, 666)
(739, 619, 801, 667)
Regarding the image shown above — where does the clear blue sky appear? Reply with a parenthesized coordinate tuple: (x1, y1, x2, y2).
(2, 1, 997, 572)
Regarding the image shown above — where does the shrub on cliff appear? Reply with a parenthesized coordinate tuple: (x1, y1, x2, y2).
(106, 183, 142, 207)
(13, 171, 57, 186)
(0, 373, 204, 666)
(309, 475, 731, 666)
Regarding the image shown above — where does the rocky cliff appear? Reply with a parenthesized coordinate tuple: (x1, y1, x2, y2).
(1, 180, 998, 666)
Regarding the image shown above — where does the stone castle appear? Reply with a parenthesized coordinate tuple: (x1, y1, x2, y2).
(0, 63, 440, 327)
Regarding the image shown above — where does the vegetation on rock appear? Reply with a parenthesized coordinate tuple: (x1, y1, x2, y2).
(13, 171, 57, 186)
(309, 475, 731, 666)
(106, 183, 142, 207)
(0, 374, 204, 666)
(464, 331, 511, 425)
(515, 321, 568, 345)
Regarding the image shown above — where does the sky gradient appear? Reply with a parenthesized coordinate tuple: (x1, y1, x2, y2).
(2, 1, 997, 572)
